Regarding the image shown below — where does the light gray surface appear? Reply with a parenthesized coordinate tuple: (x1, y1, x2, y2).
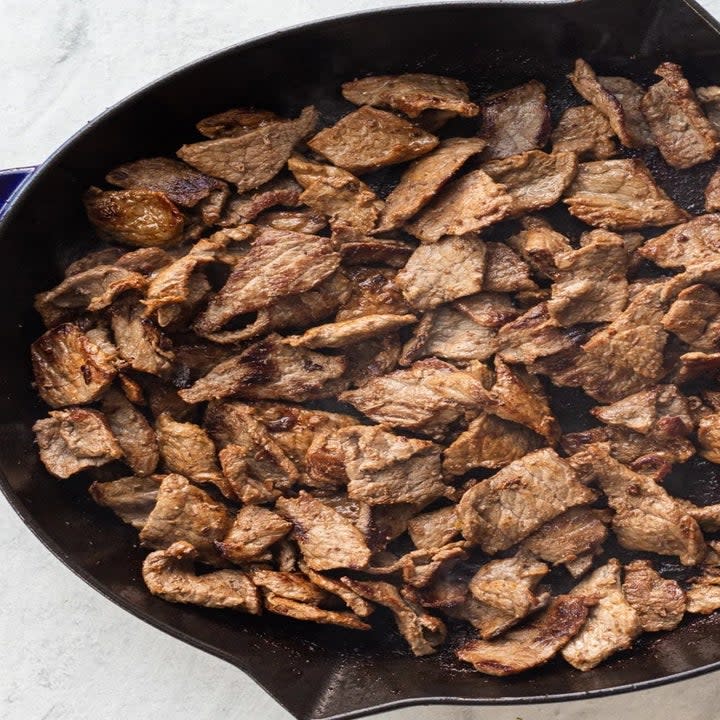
(3, 1, 720, 718)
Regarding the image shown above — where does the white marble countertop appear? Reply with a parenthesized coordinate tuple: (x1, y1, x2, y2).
(4, 1, 720, 718)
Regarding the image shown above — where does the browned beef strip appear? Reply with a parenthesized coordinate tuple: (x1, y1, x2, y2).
(638, 214, 720, 271)
(622, 559, 686, 632)
(407, 506, 459, 550)
(337, 234, 413, 268)
(506, 224, 573, 280)
(217, 445, 278, 505)
(663, 284, 720, 352)
(249, 569, 328, 605)
(706, 167, 720, 211)
(257, 208, 327, 234)
(551, 105, 616, 159)
(687, 568, 720, 614)
(195, 108, 286, 138)
(64, 248, 126, 277)
(262, 592, 370, 630)
(336, 267, 412, 320)
(298, 563, 374, 617)
(217, 177, 302, 227)
(89, 475, 162, 529)
(483, 241, 536, 293)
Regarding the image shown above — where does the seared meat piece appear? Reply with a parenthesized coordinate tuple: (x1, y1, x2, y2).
(457, 596, 589, 676)
(687, 568, 720, 614)
(483, 242, 536, 293)
(337, 235, 413, 268)
(397, 543, 467, 589)
(34, 407, 122, 479)
(377, 138, 487, 231)
(706, 167, 720, 211)
(64, 248, 125, 276)
(177, 106, 318, 192)
(507, 224, 572, 279)
(482, 150, 578, 217)
(547, 231, 628, 326)
(31, 323, 117, 408)
(217, 445, 278, 505)
(114, 246, 175, 275)
(288, 154, 383, 233)
(35, 265, 146, 328)
(341, 73, 479, 118)
(139, 474, 232, 565)
(563, 159, 689, 230)
(276, 492, 371, 571)
(568, 60, 651, 148)
(561, 560, 640, 671)
(89, 475, 161, 529)
(571, 444, 705, 565)
(298, 562, 374, 617)
(84, 187, 184, 248)
(458, 449, 595, 553)
(336, 267, 411, 320)
(443, 413, 542, 476)
(262, 592, 370, 630)
(249, 569, 328, 605)
(257, 208, 327, 234)
(641, 62, 720, 169)
(193, 228, 340, 335)
(520, 507, 610, 577)
(407, 506, 459, 550)
(404, 171, 511, 243)
(638, 214, 720, 271)
(307, 106, 438, 174)
(672, 351, 720, 385)
(622, 560, 686, 632)
(479, 80, 551, 160)
(697, 85, 720, 133)
(217, 177, 302, 226)
(101, 388, 159, 477)
(195, 108, 286, 139)
(142, 541, 260, 612)
(343, 334, 403, 389)
(396, 235, 487, 310)
(698, 413, 720, 464)
(551, 105, 616, 159)
(662, 284, 720, 351)
(342, 578, 446, 656)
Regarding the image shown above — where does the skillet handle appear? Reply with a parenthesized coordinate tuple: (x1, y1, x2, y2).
(0, 167, 35, 218)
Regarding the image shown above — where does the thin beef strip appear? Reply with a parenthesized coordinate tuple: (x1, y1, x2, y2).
(337, 234, 413, 268)
(256, 207, 327, 234)
(638, 214, 720, 271)
(551, 105, 616, 159)
(217, 176, 302, 227)
(249, 569, 328, 605)
(298, 562, 374, 617)
(482, 241, 537, 293)
(89, 475, 162, 530)
(407, 506, 459, 550)
(622, 559, 686, 632)
(506, 224, 573, 280)
(687, 568, 720, 614)
(262, 592, 370, 630)
(195, 108, 286, 139)
(336, 267, 412, 320)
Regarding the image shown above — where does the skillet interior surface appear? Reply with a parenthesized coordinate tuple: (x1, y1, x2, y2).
(3, 1, 720, 718)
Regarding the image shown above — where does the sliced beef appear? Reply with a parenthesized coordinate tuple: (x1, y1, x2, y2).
(479, 80, 551, 160)
(64, 248, 125, 277)
(563, 159, 689, 230)
(407, 506, 459, 550)
(257, 207, 327, 234)
(506, 224, 573, 280)
(482, 241, 536, 293)
(217, 177, 302, 227)
(551, 105, 616, 159)
(662, 283, 720, 351)
(298, 563, 374, 617)
(343, 334, 403, 388)
(335, 267, 412, 320)
(698, 413, 720, 464)
(195, 108, 286, 139)
(622, 559, 686, 632)
(686, 568, 720, 614)
(706, 167, 720, 212)
(89, 475, 161, 529)
(638, 214, 720, 271)
(262, 592, 370, 630)
(337, 235, 414, 268)
(217, 445, 278, 505)
(249, 569, 328, 605)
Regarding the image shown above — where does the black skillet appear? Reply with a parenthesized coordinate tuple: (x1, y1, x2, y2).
(4, 1, 720, 718)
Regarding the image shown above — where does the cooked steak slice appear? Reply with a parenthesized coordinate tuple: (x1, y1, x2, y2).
(65, 248, 126, 276)
(396, 235, 487, 310)
(672, 351, 720, 385)
(217, 177, 302, 226)
(343, 334, 402, 388)
(638, 215, 720, 271)
(482, 150, 578, 217)
(341, 73, 479, 118)
(479, 80, 551, 160)
(547, 231, 628, 326)
(407, 506, 459, 550)
(257, 208, 327, 234)
(341, 578, 446, 655)
(706, 166, 720, 211)
(84, 187, 184, 248)
(217, 445, 277, 505)
(506, 225, 573, 280)
(193, 228, 340, 334)
(113, 247, 175, 275)
(675, 498, 720, 532)
(641, 62, 720, 169)
(35, 265, 146, 328)
(337, 235, 413, 268)
(377, 138, 487, 231)
(307, 106, 438, 174)
(34, 407, 123, 479)
(142, 541, 260, 612)
(89, 475, 162, 529)
(31, 323, 117, 408)
(686, 568, 720, 614)
(662, 283, 720, 351)
(697, 85, 720, 133)
(286, 313, 416, 349)
(262, 592, 370, 630)
(177, 106, 318, 191)
(139, 474, 232, 565)
(561, 560, 640, 671)
(403, 171, 512, 243)
(249, 569, 328, 605)
(520, 507, 610, 576)
(443, 413, 542, 476)
(622, 559, 686, 632)
(288, 154, 383, 233)
(336, 267, 412, 320)
(551, 105, 616, 159)
(698, 413, 720, 464)
(563, 159, 689, 230)
(483, 242, 536, 293)
(101, 388, 159, 477)
(298, 562, 374, 617)
(396, 543, 467, 589)
(457, 595, 589, 676)
(275, 492, 371, 571)
(195, 108, 286, 138)
(106, 157, 225, 208)
(458, 449, 595, 553)
(571, 444, 705, 565)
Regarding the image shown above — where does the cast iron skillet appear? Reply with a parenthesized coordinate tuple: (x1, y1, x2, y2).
(4, 1, 720, 717)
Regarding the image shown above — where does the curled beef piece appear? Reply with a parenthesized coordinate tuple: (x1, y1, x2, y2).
(663, 284, 720, 352)
(507, 224, 573, 280)
(638, 214, 720, 271)
(288, 155, 383, 233)
(142, 541, 261, 613)
(337, 235, 413, 268)
(249, 569, 328, 605)
(396, 235, 487, 310)
(194, 228, 340, 335)
(307, 106, 438, 174)
(458, 449, 595, 554)
(217, 445, 278, 505)
(705, 167, 720, 211)
(482, 150, 578, 217)
(483, 242, 536, 293)
(84, 187, 184, 248)
(641, 62, 720, 169)
(563, 159, 689, 230)
(336, 267, 412, 320)
(177, 106, 318, 192)
(31, 323, 117, 408)
(89, 475, 161, 529)
(457, 596, 590, 676)
(479, 80, 551, 160)
(139, 474, 233, 565)
(341, 578, 446, 656)
(262, 592, 370, 630)
(377, 137, 487, 231)
(407, 506, 459, 550)
(34, 407, 123, 479)
(561, 560, 640, 671)
(571, 444, 705, 565)
(298, 562, 374, 617)
(551, 105, 616, 159)
(196, 108, 286, 139)
(687, 568, 720, 614)
(217, 176, 302, 227)
(257, 208, 327, 234)
(275, 492, 371, 571)
(697, 85, 720, 133)
(65, 248, 125, 276)
(698, 412, 720, 464)
(341, 73, 479, 118)
(403, 171, 511, 243)
(622, 560, 686, 632)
